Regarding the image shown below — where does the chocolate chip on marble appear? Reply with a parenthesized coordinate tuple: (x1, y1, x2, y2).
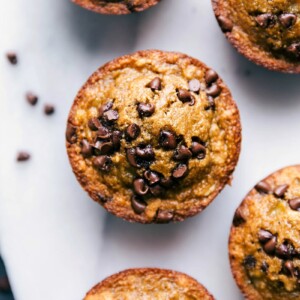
(126, 148, 139, 168)
(279, 13, 297, 28)
(173, 145, 192, 161)
(88, 118, 101, 131)
(97, 125, 112, 139)
(156, 210, 174, 223)
(160, 177, 175, 188)
(261, 261, 269, 273)
(0, 276, 11, 293)
(144, 170, 160, 185)
(255, 13, 276, 28)
(17, 151, 30, 162)
(137, 103, 155, 118)
(243, 255, 256, 269)
(98, 101, 113, 118)
(206, 83, 222, 98)
(150, 184, 165, 197)
(44, 104, 55, 115)
(159, 130, 177, 150)
(93, 155, 112, 172)
(188, 79, 201, 93)
(177, 89, 195, 105)
(287, 43, 300, 58)
(205, 69, 219, 85)
(66, 123, 77, 144)
(103, 110, 119, 123)
(147, 77, 162, 91)
(274, 184, 289, 198)
(263, 236, 277, 255)
(283, 261, 295, 277)
(112, 130, 122, 150)
(233, 206, 246, 226)
(81, 139, 92, 158)
(190, 140, 206, 159)
(125, 124, 141, 141)
(93, 141, 113, 155)
(136, 145, 155, 160)
(172, 164, 188, 179)
(258, 229, 273, 243)
(6, 52, 17, 65)
(255, 181, 272, 194)
(26, 92, 38, 106)
(133, 178, 149, 196)
(131, 195, 147, 214)
(288, 198, 300, 211)
(217, 16, 233, 32)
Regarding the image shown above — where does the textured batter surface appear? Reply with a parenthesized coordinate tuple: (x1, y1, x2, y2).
(72, 0, 161, 14)
(229, 165, 300, 300)
(66, 50, 241, 223)
(212, 0, 300, 73)
(84, 268, 214, 300)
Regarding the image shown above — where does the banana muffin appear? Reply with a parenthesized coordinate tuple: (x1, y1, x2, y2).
(84, 268, 214, 299)
(66, 50, 241, 224)
(212, 0, 300, 73)
(229, 165, 300, 300)
(72, 0, 161, 14)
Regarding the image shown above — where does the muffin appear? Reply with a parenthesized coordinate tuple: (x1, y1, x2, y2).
(72, 0, 161, 15)
(84, 268, 214, 299)
(229, 165, 300, 300)
(66, 50, 241, 224)
(212, 0, 300, 73)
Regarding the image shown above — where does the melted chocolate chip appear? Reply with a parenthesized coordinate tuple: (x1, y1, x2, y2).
(206, 83, 221, 98)
(255, 181, 272, 194)
(93, 155, 112, 172)
(88, 118, 101, 131)
(125, 124, 141, 141)
(81, 139, 92, 157)
(177, 89, 195, 105)
(243, 255, 256, 269)
(133, 178, 149, 196)
(288, 198, 300, 211)
(112, 130, 122, 150)
(149, 184, 165, 197)
(217, 16, 233, 32)
(276, 242, 295, 259)
(258, 229, 273, 243)
(205, 69, 219, 85)
(17, 151, 30, 162)
(98, 101, 113, 117)
(137, 103, 155, 118)
(26, 92, 38, 106)
(233, 206, 246, 226)
(126, 148, 139, 168)
(173, 145, 192, 161)
(172, 164, 188, 179)
(66, 123, 77, 144)
(190, 141, 206, 159)
(97, 125, 112, 139)
(279, 13, 297, 28)
(6, 52, 17, 65)
(188, 79, 201, 93)
(255, 13, 276, 28)
(283, 261, 295, 277)
(94, 141, 113, 155)
(159, 130, 177, 150)
(144, 170, 160, 185)
(102, 110, 119, 123)
(156, 210, 174, 223)
(136, 145, 155, 160)
(147, 77, 162, 91)
(263, 236, 277, 255)
(287, 42, 300, 58)
(131, 195, 147, 214)
(274, 184, 289, 198)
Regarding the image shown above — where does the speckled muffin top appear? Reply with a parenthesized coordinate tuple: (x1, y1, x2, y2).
(66, 50, 241, 224)
(212, 0, 300, 73)
(229, 165, 300, 300)
(84, 268, 214, 300)
(72, 0, 161, 14)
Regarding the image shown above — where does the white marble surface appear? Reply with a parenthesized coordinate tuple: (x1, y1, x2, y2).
(0, 0, 300, 299)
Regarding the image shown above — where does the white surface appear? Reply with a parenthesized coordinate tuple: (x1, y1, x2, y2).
(0, 0, 300, 299)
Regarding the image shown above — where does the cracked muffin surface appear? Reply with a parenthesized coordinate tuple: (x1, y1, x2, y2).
(66, 50, 241, 223)
(84, 268, 214, 300)
(229, 165, 300, 300)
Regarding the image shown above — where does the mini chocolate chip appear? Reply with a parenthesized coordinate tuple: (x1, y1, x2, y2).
(289, 198, 300, 211)
(283, 261, 295, 277)
(137, 103, 155, 118)
(97, 125, 112, 139)
(206, 83, 221, 98)
(150, 184, 165, 197)
(144, 170, 160, 185)
(205, 69, 219, 85)
(81, 139, 92, 158)
(276, 243, 294, 259)
(136, 145, 155, 160)
(103, 110, 119, 122)
(147, 77, 162, 91)
(17, 151, 30, 162)
(261, 261, 269, 273)
(133, 178, 149, 196)
(131, 195, 147, 214)
(287, 43, 300, 58)
(112, 130, 122, 150)
(159, 130, 177, 150)
(279, 13, 297, 28)
(6, 52, 17, 65)
(44, 104, 55, 115)
(263, 236, 277, 255)
(173, 145, 192, 161)
(217, 16, 233, 32)
(126, 148, 139, 168)
(98, 101, 113, 117)
(26, 92, 38, 106)
(156, 210, 174, 223)
(177, 89, 195, 105)
(188, 79, 201, 93)
(190, 141, 206, 159)
(125, 124, 141, 141)
(258, 229, 273, 243)
(255, 181, 272, 194)
(0, 276, 11, 293)
(172, 164, 188, 179)
(160, 177, 175, 188)
(93, 141, 113, 155)
(243, 255, 256, 269)
(233, 206, 246, 226)
(255, 13, 276, 28)
(88, 118, 101, 131)
(93, 155, 112, 172)
(206, 96, 216, 110)
(66, 123, 77, 144)
(274, 184, 289, 198)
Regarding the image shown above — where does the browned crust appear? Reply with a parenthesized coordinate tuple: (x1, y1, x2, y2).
(72, 0, 161, 15)
(66, 49, 242, 224)
(212, 0, 300, 74)
(228, 165, 300, 300)
(84, 268, 215, 299)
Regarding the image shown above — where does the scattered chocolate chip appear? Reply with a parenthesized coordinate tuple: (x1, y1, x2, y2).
(147, 77, 162, 91)
(156, 210, 174, 223)
(217, 15, 233, 32)
(17, 151, 30, 162)
(261, 261, 269, 273)
(66, 123, 77, 144)
(159, 130, 177, 150)
(243, 255, 256, 269)
(93, 155, 112, 172)
(126, 148, 139, 168)
(177, 89, 195, 105)
(88, 118, 101, 131)
(172, 164, 188, 179)
(190, 140, 206, 159)
(125, 123, 141, 141)
(255, 181, 272, 194)
(206, 96, 216, 111)
(279, 13, 297, 28)
(103, 110, 119, 123)
(133, 178, 149, 196)
(274, 184, 289, 198)
(263, 236, 277, 255)
(144, 170, 160, 185)
(173, 145, 192, 161)
(97, 125, 112, 139)
(6, 52, 17, 65)
(233, 206, 246, 226)
(288, 198, 300, 211)
(206, 83, 221, 98)
(131, 195, 147, 214)
(44, 104, 55, 115)
(0, 276, 11, 293)
(136, 145, 155, 160)
(160, 177, 175, 188)
(276, 243, 294, 259)
(26, 92, 38, 106)
(188, 79, 201, 93)
(205, 69, 219, 85)
(137, 103, 155, 118)
(150, 184, 165, 197)
(81, 139, 92, 158)
(93, 141, 113, 155)
(258, 229, 273, 243)
(255, 13, 276, 28)
(287, 42, 300, 58)
(98, 101, 113, 117)
(283, 261, 295, 277)
(112, 130, 122, 150)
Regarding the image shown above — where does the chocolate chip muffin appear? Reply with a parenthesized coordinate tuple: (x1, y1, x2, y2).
(212, 0, 300, 73)
(84, 268, 214, 299)
(72, 0, 161, 14)
(229, 165, 300, 300)
(66, 50, 241, 224)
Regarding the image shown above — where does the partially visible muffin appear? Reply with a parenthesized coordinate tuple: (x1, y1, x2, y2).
(66, 50, 241, 224)
(212, 0, 300, 73)
(229, 165, 300, 300)
(72, 0, 161, 14)
(84, 268, 214, 299)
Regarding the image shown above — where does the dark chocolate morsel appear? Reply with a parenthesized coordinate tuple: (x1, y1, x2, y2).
(17, 151, 31, 162)
(125, 124, 141, 140)
(159, 130, 177, 150)
(217, 16, 233, 32)
(81, 139, 93, 157)
(205, 69, 219, 85)
(88, 118, 101, 131)
(126, 148, 139, 168)
(173, 145, 192, 161)
(156, 210, 174, 223)
(255, 181, 272, 194)
(263, 236, 277, 255)
(206, 83, 221, 98)
(258, 229, 273, 243)
(136, 145, 155, 160)
(131, 195, 147, 214)
(66, 123, 77, 144)
(147, 77, 162, 91)
(172, 164, 188, 179)
(233, 206, 246, 226)
(137, 103, 155, 118)
(102, 110, 119, 122)
(289, 198, 300, 211)
(98, 101, 113, 117)
(144, 170, 160, 185)
(255, 13, 276, 28)
(133, 178, 149, 196)
(112, 130, 122, 149)
(93, 155, 112, 172)
(274, 184, 289, 198)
